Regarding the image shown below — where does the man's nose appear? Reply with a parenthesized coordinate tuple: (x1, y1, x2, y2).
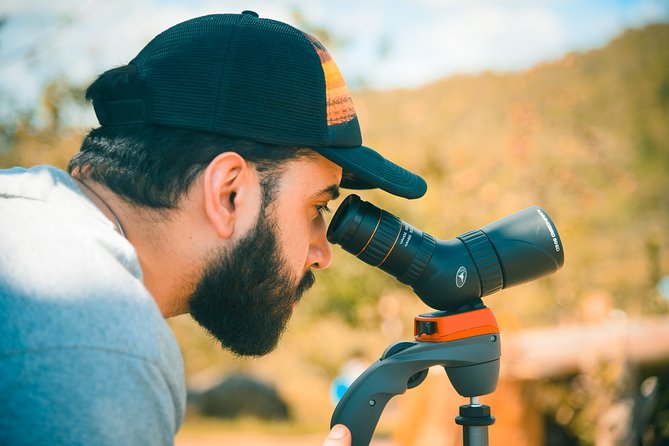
(308, 233, 333, 270)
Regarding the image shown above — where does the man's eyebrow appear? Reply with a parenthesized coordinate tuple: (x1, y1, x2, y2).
(313, 184, 340, 201)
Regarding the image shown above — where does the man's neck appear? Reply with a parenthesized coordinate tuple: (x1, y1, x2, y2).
(72, 176, 200, 318)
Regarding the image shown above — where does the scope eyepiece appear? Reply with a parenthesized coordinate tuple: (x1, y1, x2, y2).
(327, 194, 564, 311)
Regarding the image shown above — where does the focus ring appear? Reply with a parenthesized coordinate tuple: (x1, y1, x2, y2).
(457, 230, 503, 295)
(398, 232, 436, 286)
(357, 212, 402, 266)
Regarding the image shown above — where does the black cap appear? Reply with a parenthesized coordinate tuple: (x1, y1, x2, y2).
(91, 12, 427, 199)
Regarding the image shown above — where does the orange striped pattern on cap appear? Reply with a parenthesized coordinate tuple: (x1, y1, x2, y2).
(304, 33, 357, 127)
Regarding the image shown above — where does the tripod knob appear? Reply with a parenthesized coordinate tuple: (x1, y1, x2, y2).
(455, 403, 495, 427)
(455, 402, 495, 446)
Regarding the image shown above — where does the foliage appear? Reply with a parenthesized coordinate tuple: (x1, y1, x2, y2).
(306, 24, 669, 331)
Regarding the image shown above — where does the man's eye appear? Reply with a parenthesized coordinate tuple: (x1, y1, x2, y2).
(316, 204, 331, 217)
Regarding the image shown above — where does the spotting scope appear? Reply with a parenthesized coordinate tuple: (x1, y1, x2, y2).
(327, 195, 564, 311)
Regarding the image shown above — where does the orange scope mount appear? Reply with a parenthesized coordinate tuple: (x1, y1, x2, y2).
(415, 307, 499, 343)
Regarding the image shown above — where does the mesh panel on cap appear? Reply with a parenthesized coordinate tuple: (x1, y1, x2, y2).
(134, 15, 239, 131)
(219, 17, 330, 146)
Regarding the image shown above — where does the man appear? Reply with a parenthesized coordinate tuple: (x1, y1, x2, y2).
(0, 11, 426, 445)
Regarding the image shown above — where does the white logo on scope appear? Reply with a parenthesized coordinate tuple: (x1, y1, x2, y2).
(536, 208, 561, 252)
(456, 266, 467, 288)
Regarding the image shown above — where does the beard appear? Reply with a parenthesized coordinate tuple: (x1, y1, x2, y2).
(188, 208, 315, 357)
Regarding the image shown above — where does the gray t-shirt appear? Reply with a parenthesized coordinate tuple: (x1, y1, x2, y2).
(0, 166, 185, 445)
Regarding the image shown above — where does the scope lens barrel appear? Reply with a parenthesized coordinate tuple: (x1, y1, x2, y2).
(327, 194, 565, 311)
(327, 195, 436, 286)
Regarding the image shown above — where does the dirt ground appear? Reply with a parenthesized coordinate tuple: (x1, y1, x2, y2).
(174, 418, 396, 446)
(175, 431, 395, 446)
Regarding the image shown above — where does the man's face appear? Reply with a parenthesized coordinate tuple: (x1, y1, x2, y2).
(189, 155, 342, 356)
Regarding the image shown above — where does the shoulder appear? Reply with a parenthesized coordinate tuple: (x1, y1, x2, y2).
(0, 167, 186, 440)
(0, 165, 184, 390)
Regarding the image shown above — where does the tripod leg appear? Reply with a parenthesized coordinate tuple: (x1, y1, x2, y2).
(462, 424, 489, 446)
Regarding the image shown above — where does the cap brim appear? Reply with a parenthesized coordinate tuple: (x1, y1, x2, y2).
(312, 145, 427, 199)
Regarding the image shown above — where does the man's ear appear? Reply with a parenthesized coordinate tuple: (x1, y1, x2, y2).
(202, 152, 256, 239)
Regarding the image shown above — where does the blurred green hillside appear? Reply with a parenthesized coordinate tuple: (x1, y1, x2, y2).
(1, 22, 668, 439)
(314, 23, 669, 328)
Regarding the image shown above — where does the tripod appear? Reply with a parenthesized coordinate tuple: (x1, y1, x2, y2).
(330, 301, 500, 446)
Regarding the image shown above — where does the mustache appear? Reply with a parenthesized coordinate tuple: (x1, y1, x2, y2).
(295, 269, 316, 301)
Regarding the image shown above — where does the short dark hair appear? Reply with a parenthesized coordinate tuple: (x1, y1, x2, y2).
(69, 65, 315, 209)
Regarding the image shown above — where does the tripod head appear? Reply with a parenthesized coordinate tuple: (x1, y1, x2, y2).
(331, 302, 501, 446)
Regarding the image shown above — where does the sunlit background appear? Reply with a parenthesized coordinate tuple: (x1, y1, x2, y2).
(2, 1, 669, 445)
